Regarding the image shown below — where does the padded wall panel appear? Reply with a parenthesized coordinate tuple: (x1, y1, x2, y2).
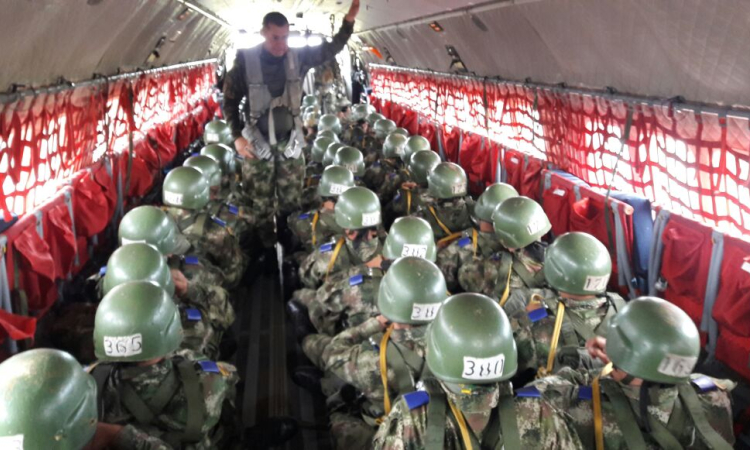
(360, 0, 750, 107)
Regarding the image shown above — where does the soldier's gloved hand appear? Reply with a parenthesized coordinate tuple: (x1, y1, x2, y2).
(171, 269, 189, 298)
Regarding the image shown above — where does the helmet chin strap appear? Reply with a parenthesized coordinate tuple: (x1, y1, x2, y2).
(639, 382, 653, 433)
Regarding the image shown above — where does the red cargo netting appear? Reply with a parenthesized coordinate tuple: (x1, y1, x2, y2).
(0, 63, 217, 218)
(370, 65, 750, 239)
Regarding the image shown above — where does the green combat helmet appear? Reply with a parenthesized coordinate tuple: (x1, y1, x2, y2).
(184, 154, 222, 188)
(393, 127, 410, 137)
(492, 196, 550, 249)
(366, 112, 386, 126)
(203, 119, 232, 145)
(323, 142, 346, 167)
(383, 133, 408, 159)
(318, 114, 342, 135)
(474, 183, 519, 223)
(606, 296, 700, 384)
(427, 293, 518, 384)
(94, 281, 182, 363)
(200, 143, 235, 174)
(333, 146, 366, 177)
(304, 111, 321, 128)
(334, 186, 381, 230)
(0, 349, 98, 449)
(119, 206, 177, 255)
(403, 135, 431, 164)
(428, 162, 468, 199)
(544, 232, 611, 295)
(318, 165, 356, 198)
(378, 257, 448, 324)
(317, 129, 340, 142)
(382, 216, 437, 262)
(162, 166, 210, 210)
(312, 136, 336, 164)
(303, 95, 319, 109)
(351, 104, 370, 122)
(103, 243, 175, 297)
(374, 119, 397, 139)
(408, 150, 441, 186)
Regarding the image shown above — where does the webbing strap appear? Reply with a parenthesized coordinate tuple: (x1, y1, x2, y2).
(406, 190, 412, 215)
(176, 360, 205, 443)
(677, 383, 734, 450)
(311, 211, 320, 247)
(448, 398, 474, 450)
(539, 302, 565, 378)
(379, 324, 395, 416)
(425, 381, 447, 450)
(498, 255, 514, 308)
(63, 190, 80, 269)
(428, 206, 453, 237)
(0, 237, 16, 354)
(593, 363, 613, 450)
(437, 232, 464, 247)
(325, 237, 346, 282)
(702, 231, 724, 360)
(612, 204, 637, 299)
(497, 392, 520, 450)
(121, 382, 158, 425)
(603, 379, 649, 450)
(471, 229, 478, 258)
(647, 209, 671, 296)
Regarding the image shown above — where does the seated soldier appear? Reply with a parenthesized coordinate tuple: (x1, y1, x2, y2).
(340, 104, 370, 148)
(372, 293, 582, 449)
(414, 162, 475, 243)
(289, 165, 356, 254)
(90, 281, 241, 449)
(298, 187, 385, 289)
(459, 196, 550, 299)
(161, 166, 248, 289)
(99, 243, 233, 361)
(202, 119, 234, 147)
(504, 232, 626, 383)
(384, 148, 440, 226)
(303, 257, 449, 449)
(333, 146, 367, 180)
(392, 127, 409, 137)
(524, 296, 735, 449)
(362, 132, 411, 204)
(353, 113, 387, 164)
(305, 135, 337, 185)
(200, 143, 244, 205)
(0, 348, 171, 449)
(436, 182, 519, 292)
(291, 215, 438, 338)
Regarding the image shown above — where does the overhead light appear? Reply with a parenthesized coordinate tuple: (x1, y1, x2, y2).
(429, 21, 444, 32)
(288, 35, 307, 48)
(307, 35, 323, 46)
(446, 45, 468, 73)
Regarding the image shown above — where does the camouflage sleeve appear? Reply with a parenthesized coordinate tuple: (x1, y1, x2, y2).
(184, 282, 236, 331)
(300, 248, 340, 288)
(515, 397, 584, 449)
(112, 425, 173, 450)
(435, 243, 461, 293)
(372, 399, 431, 450)
(695, 378, 736, 445)
(222, 50, 248, 139)
(457, 259, 497, 296)
(298, 20, 354, 75)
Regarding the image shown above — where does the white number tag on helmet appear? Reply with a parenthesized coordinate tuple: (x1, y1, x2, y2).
(103, 334, 143, 357)
(163, 191, 184, 206)
(451, 183, 467, 195)
(205, 132, 219, 143)
(0, 435, 23, 450)
(361, 212, 381, 227)
(657, 354, 697, 378)
(583, 275, 609, 292)
(411, 303, 441, 321)
(401, 244, 428, 258)
(462, 354, 505, 380)
(526, 217, 546, 235)
(329, 183, 350, 195)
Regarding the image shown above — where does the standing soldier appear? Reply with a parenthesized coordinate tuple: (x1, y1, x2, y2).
(372, 293, 582, 449)
(222, 3, 360, 245)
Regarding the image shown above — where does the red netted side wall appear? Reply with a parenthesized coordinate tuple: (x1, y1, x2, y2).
(370, 66, 750, 239)
(0, 64, 217, 218)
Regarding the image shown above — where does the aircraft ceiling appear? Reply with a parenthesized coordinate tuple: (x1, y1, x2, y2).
(2, 0, 749, 109)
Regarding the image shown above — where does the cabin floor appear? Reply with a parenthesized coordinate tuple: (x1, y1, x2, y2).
(234, 244, 333, 450)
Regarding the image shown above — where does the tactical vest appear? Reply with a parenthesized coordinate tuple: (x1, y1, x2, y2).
(240, 46, 304, 145)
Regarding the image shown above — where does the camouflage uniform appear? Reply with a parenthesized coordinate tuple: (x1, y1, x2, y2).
(435, 229, 506, 293)
(362, 159, 410, 203)
(114, 424, 174, 449)
(383, 187, 431, 227)
(168, 252, 226, 289)
(288, 207, 342, 253)
(298, 235, 384, 289)
(204, 199, 256, 244)
(372, 381, 583, 449)
(504, 289, 625, 375)
(527, 367, 736, 449)
(98, 357, 239, 450)
(458, 246, 546, 298)
(295, 264, 383, 336)
(163, 207, 248, 289)
(414, 197, 475, 242)
(175, 282, 236, 361)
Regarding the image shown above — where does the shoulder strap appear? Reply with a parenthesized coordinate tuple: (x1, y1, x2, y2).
(311, 211, 320, 247)
(190, 214, 209, 238)
(495, 392, 520, 450)
(406, 190, 412, 215)
(497, 252, 514, 307)
(90, 363, 115, 420)
(325, 237, 346, 282)
(677, 383, 734, 450)
(424, 379, 448, 450)
(242, 46, 264, 84)
(175, 359, 206, 443)
(601, 379, 649, 450)
(428, 206, 454, 237)
(388, 340, 425, 393)
(511, 254, 540, 289)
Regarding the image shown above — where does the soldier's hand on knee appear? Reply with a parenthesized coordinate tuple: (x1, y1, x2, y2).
(171, 268, 189, 298)
(585, 336, 609, 364)
(235, 137, 256, 159)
